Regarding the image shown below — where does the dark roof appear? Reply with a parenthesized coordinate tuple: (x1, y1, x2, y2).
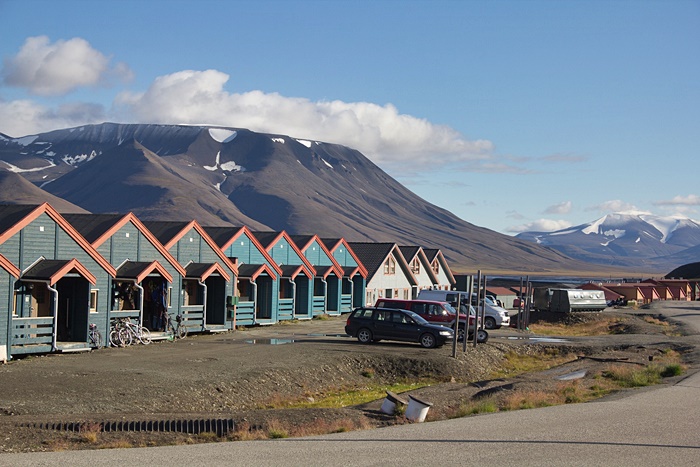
(347, 242, 395, 279)
(62, 213, 125, 243)
(666, 262, 700, 279)
(238, 263, 266, 278)
(0, 204, 40, 236)
(22, 259, 70, 280)
(289, 235, 315, 250)
(251, 231, 281, 249)
(202, 226, 243, 248)
(321, 238, 342, 250)
(116, 261, 156, 279)
(141, 220, 191, 245)
(422, 248, 439, 262)
(185, 262, 213, 278)
(280, 264, 308, 277)
(399, 246, 420, 261)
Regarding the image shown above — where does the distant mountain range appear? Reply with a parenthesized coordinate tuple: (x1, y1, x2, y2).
(0, 123, 676, 275)
(516, 212, 700, 272)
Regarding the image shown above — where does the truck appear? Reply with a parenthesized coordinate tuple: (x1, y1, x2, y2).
(532, 288, 607, 313)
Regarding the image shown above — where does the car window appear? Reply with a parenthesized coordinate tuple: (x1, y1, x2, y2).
(391, 311, 406, 323)
(404, 310, 428, 325)
(410, 303, 425, 314)
(375, 310, 389, 321)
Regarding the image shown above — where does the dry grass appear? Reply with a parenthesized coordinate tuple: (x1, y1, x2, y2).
(490, 349, 574, 379)
(529, 317, 623, 336)
(230, 417, 372, 441)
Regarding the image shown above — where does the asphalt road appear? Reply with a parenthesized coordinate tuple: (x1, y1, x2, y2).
(3, 302, 700, 466)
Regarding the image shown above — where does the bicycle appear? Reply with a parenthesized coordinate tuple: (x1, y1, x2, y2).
(164, 313, 188, 340)
(88, 323, 102, 348)
(122, 317, 152, 345)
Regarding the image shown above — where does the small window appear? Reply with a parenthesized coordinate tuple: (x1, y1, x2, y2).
(410, 258, 420, 274)
(431, 259, 439, 274)
(12, 290, 18, 316)
(167, 287, 172, 308)
(89, 290, 98, 313)
(383, 256, 396, 275)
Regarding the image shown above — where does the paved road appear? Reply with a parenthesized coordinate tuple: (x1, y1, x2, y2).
(3, 302, 699, 466)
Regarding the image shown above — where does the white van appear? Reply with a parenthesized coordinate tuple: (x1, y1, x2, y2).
(417, 290, 510, 329)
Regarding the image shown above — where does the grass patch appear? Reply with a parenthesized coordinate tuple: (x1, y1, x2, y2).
(285, 381, 432, 409)
(490, 349, 573, 379)
(529, 317, 623, 336)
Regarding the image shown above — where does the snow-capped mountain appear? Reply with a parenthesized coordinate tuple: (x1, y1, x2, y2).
(0, 122, 608, 274)
(516, 212, 700, 270)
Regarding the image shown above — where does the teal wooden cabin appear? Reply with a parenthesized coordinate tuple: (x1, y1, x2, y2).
(290, 235, 344, 316)
(0, 204, 116, 358)
(323, 238, 368, 312)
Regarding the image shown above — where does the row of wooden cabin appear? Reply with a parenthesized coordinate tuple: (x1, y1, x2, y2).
(0, 203, 456, 361)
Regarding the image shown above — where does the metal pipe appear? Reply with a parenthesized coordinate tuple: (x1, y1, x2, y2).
(250, 279, 257, 325)
(47, 281, 58, 352)
(199, 280, 207, 331)
(321, 278, 328, 313)
(134, 282, 144, 327)
(290, 278, 297, 316)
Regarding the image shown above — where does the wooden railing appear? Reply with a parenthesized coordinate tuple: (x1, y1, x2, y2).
(11, 316, 53, 347)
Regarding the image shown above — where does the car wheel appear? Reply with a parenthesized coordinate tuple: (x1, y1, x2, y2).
(484, 317, 497, 330)
(420, 333, 437, 349)
(456, 325, 465, 342)
(357, 328, 373, 344)
(476, 329, 489, 344)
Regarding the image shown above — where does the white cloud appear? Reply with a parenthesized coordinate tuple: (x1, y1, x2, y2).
(544, 201, 572, 215)
(0, 99, 106, 137)
(2, 36, 132, 96)
(114, 69, 493, 168)
(507, 219, 573, 234)
(654, 194, 700, 206)
(586, 199, 639, 213)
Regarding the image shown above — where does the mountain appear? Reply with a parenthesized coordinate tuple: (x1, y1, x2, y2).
(0, 122, 637, 275)
(516, 212, 700, 271)
(0, 169, 87, 214)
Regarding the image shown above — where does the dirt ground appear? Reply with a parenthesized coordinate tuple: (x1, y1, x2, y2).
(0, 301, 697, 452)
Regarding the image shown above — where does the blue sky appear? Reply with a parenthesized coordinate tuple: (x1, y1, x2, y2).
(1, 0, 698, 235)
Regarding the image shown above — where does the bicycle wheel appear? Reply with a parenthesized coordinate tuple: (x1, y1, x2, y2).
(176, 322, 188, 339)
(109, 328, 129, 347)
(138, 326, 152, 345)
(91, 330, 103, 348)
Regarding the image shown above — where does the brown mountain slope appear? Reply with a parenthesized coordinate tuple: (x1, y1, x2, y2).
(43, 139, 269, 229)
(0, 170, 88, 213)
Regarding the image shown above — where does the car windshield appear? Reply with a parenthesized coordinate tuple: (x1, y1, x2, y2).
(443, 303, 457, 314)
(404, 310, 429, 325)
(484, 297, 496, 306)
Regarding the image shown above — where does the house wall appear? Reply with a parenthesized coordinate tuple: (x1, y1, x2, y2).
(0, 269, 11, 360)
(224, 232, 279, 323)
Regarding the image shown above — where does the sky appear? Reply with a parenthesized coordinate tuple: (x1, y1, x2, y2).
(0, 0, 698, 235)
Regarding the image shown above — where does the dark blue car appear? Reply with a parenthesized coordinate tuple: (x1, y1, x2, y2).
(345, 307, 454, 349)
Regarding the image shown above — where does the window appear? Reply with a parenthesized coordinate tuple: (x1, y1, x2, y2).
(167, 287, 172, 308)
(431, 259, 439, 274)
(383, 256, 396, 275)
(385, 288, 393, 298)
(410, 258, 420, 274)
(90, 290, 98, 313)
(12, 290, 17, 316)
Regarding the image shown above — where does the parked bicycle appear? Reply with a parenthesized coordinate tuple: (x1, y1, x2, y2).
(109, 317, 152, 346)
(164, 313, 188, 340)
(88, 323, 102, 348)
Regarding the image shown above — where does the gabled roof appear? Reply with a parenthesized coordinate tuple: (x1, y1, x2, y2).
(0, 203, 116, 277)
(143, 220, 237, 276)
(237, 263, 278, 280)
(185, 262, 231, 282)
(421, 247, 455, 285)
(290, 234, 343, 277)
(322, 237, 368, 278)
(22, 258, 97, 286)
(347, 242, 417, 285)
(399, 245, 440, 285)
(64, 212, 187, 277)
(116, 260, 173, 283)
(204, 225, 282, 276)
(251, 230, 317, 276)
(0, 253, 20, 278)
(280, 264, 314, 279)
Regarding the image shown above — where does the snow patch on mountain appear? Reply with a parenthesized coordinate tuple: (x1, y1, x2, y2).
(208, 128, 237, 143)
(296, 139, 313, 148)
(271, 137, 285, 144)
(63, 151, 97, 166)
(204, 151, 244, 172)
(13, 135, 38, 146)
(2, 158, 56, 173)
